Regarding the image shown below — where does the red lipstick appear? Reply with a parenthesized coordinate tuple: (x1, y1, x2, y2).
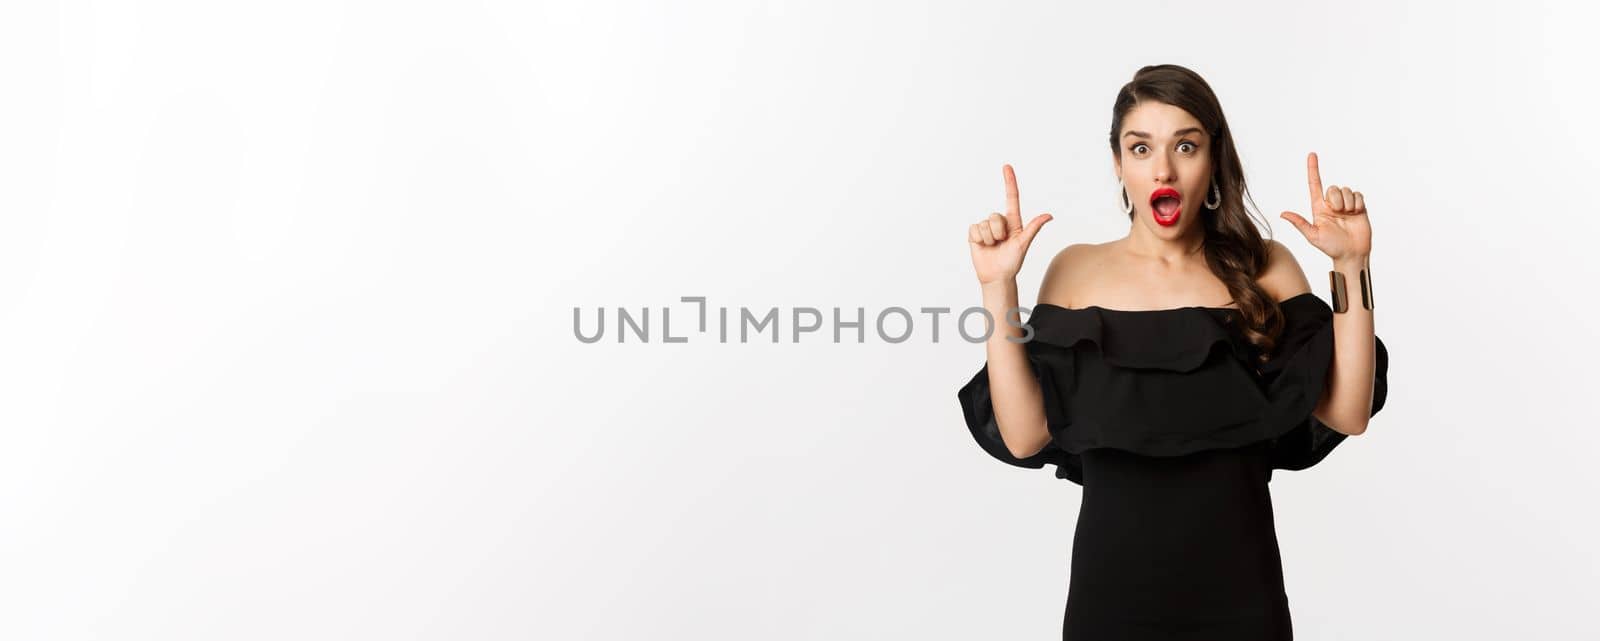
(1149, 187, 1181, 227)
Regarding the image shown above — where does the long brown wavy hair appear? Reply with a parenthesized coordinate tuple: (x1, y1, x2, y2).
(1108, 64, 1283, 361)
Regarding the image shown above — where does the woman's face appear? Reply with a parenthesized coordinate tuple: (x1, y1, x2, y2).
(1113, 101, 1214, 238)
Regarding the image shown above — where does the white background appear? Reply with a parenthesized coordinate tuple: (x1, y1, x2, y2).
(3, 1, 1596, 639)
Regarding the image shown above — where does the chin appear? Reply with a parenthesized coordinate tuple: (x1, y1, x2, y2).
(1143, 214, 1182, 234)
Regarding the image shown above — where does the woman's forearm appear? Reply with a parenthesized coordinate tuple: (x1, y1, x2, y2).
(1314, 254, 1378, 435)
(979, 279, 1052, 457)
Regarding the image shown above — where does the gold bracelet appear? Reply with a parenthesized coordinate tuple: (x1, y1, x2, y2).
(1329, 268, 1374, 313)
(1360, 267, 1374, 310)
(1329, 271, 1348, 313)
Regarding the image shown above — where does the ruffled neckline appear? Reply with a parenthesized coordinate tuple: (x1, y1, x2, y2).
(1018, 292, 1324, 372)
(1033, 291, 1318, 315)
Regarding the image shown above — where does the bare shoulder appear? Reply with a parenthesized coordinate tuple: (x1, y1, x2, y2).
(1037, 242, 1107, 308)
(1258, 238, 1314, 303)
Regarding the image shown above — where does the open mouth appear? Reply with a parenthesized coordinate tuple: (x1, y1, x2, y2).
(1149, 187, 1181, 227)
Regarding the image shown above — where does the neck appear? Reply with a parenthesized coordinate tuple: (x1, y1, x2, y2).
(1123, 222, 1207, 264)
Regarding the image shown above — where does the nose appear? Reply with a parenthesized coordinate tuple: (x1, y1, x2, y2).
(1152, 153, 1174, 184)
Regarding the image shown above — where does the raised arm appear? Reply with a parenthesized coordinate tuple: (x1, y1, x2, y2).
(977, 280, 1052, 457)
(1278, 152, 1380, 435)
(967, 164, 1056, 458)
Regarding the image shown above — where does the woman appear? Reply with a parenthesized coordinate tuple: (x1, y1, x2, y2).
(957, 64, 1389, 639)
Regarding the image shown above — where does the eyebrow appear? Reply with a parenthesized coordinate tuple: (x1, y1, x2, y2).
(1122, 127, 1206, 140)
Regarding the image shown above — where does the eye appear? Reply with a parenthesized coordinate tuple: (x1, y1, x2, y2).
(1178, 141, 1197, 154)
(1130, 143, 1149, 155)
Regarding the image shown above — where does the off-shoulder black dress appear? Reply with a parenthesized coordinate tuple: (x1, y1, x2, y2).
(957, 292, 1389, 640)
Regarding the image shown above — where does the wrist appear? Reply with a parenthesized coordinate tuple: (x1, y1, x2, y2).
(980, 278, 1018, 297)
(1327, 255, 1374, 313)
(1332, 253, 1370, 272)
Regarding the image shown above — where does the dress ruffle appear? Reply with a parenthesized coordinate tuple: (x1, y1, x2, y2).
(957, 292, 1389, 485)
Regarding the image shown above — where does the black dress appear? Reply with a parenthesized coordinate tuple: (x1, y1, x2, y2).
(957, 292, 1390, 640)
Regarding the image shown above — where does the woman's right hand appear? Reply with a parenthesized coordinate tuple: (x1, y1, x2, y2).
(968, 164, 1053, 285)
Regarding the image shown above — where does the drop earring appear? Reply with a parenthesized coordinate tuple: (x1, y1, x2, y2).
(1204, 178, 1222, 210)
(1119, 179, 1133, 214)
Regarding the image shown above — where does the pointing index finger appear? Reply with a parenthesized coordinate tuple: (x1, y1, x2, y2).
(1306, 152, 1324, 204)
(1003, 164, 1021, 224)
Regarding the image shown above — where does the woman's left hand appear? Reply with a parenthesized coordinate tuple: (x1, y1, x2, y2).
(1279, 152, 1371, 261)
